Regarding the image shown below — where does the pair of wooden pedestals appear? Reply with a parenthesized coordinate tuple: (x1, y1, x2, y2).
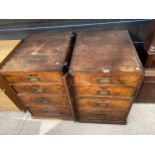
(0, 31, 143, 124)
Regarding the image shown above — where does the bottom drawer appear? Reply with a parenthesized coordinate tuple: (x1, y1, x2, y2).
(78, 118, 127, 125)
(18, 94, 68, 107)
(28, 105, 72, 118)
(78, 108, 129, 121)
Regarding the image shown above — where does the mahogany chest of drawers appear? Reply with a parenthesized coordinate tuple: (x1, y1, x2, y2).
(69, 30, 144, 124)
(0, 32, 76, 120)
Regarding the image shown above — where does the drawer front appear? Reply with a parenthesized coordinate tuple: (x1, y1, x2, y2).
(3, 72, 62, 83)
(28, 105, 72, 117)
(74, 85, 135, 97)
(71, 72, 140, 86)
(19, 94, 68, 107)
(78, 118, 126, 124)
(77, 97, 132, 109)
(78, 108, 129, 120)
(11, 83, 65, 94)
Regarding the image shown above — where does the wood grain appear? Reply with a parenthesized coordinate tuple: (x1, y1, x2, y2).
(70, 30, 144, 124)
(70, 30, 143, 73)
(77, 97, 132, 109)
(0, 33, 76, 119)
(74, 85, 136, 98)
(0, 32, 72, 72)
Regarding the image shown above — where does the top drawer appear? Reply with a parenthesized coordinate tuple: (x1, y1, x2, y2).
(2, 72, 62, 83)
(71, 72, 141, 86)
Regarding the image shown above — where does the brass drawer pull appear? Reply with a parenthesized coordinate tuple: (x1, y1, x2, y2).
(95, 77, 111, 84)
(95, 113, 107, 118)
(44, 109, 57, 114)
(96, 102, 109, 107)
(32, 87, 43, 93)
(39, 98, 51, 104)
(96, 90, 110, 95)
(26, 75, 39, 82)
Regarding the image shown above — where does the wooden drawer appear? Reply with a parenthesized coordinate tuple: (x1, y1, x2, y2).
(77, 97, 132, 109)
(19, 94, 68, 107)
(78, 118, 126, 124)
(74, 85, 135, 98)
(28, 105, 72, 117)
(3, 72, 62, 83)
(11, 83, 65, 94)
(71, 72, 141, 86)
(78, 108, 129, 120)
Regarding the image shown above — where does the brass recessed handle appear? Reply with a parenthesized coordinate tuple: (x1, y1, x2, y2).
(96, 102, 109, 107)
(39, 98, 51, 104)
(96, 90, 110, 95)
(26, 75, 39, 82)
(95, 113, 107, 118)
(95, 77, 111, 84)
(44, 109, 57, 114)
(32, 86, 43, 93)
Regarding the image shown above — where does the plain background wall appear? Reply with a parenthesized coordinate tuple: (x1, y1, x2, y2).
(0, 19, 152, 42)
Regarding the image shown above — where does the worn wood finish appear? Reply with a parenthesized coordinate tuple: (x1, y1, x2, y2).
(62, 74, 77, 121)
(3, 72, 62, 83)
(28, 105, 72, 118)
(0, 33, 72, 72)
(18, 94, 68, 107)
(78, 118, 126, 125)
(71, 72, 141, 86)
(70, 30, 144, 124)
(77, 97, 132, 109)
(78, 108, 129, 120)
(0, 32, 75, 119)
(11, 83, 65, 94)
(74, 85, 135, 98)
(70, 31, 143, 73)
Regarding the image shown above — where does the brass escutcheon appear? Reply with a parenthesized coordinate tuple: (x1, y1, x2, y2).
(32, 86, 43, 93)
(27, 75, 39, 82)
(96, 90, 110, 95)
(95, 77, 111, 83)
(39, 98, 50, 104)
(96, 102, 109, 107)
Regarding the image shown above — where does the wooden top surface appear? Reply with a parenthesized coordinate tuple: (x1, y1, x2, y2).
(0, 32, 72, 72)
(0, 40, 21, 63)
(70, 30, 143, 73)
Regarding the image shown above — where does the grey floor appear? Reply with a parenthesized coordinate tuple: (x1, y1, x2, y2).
(0, 103, 155, 135)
